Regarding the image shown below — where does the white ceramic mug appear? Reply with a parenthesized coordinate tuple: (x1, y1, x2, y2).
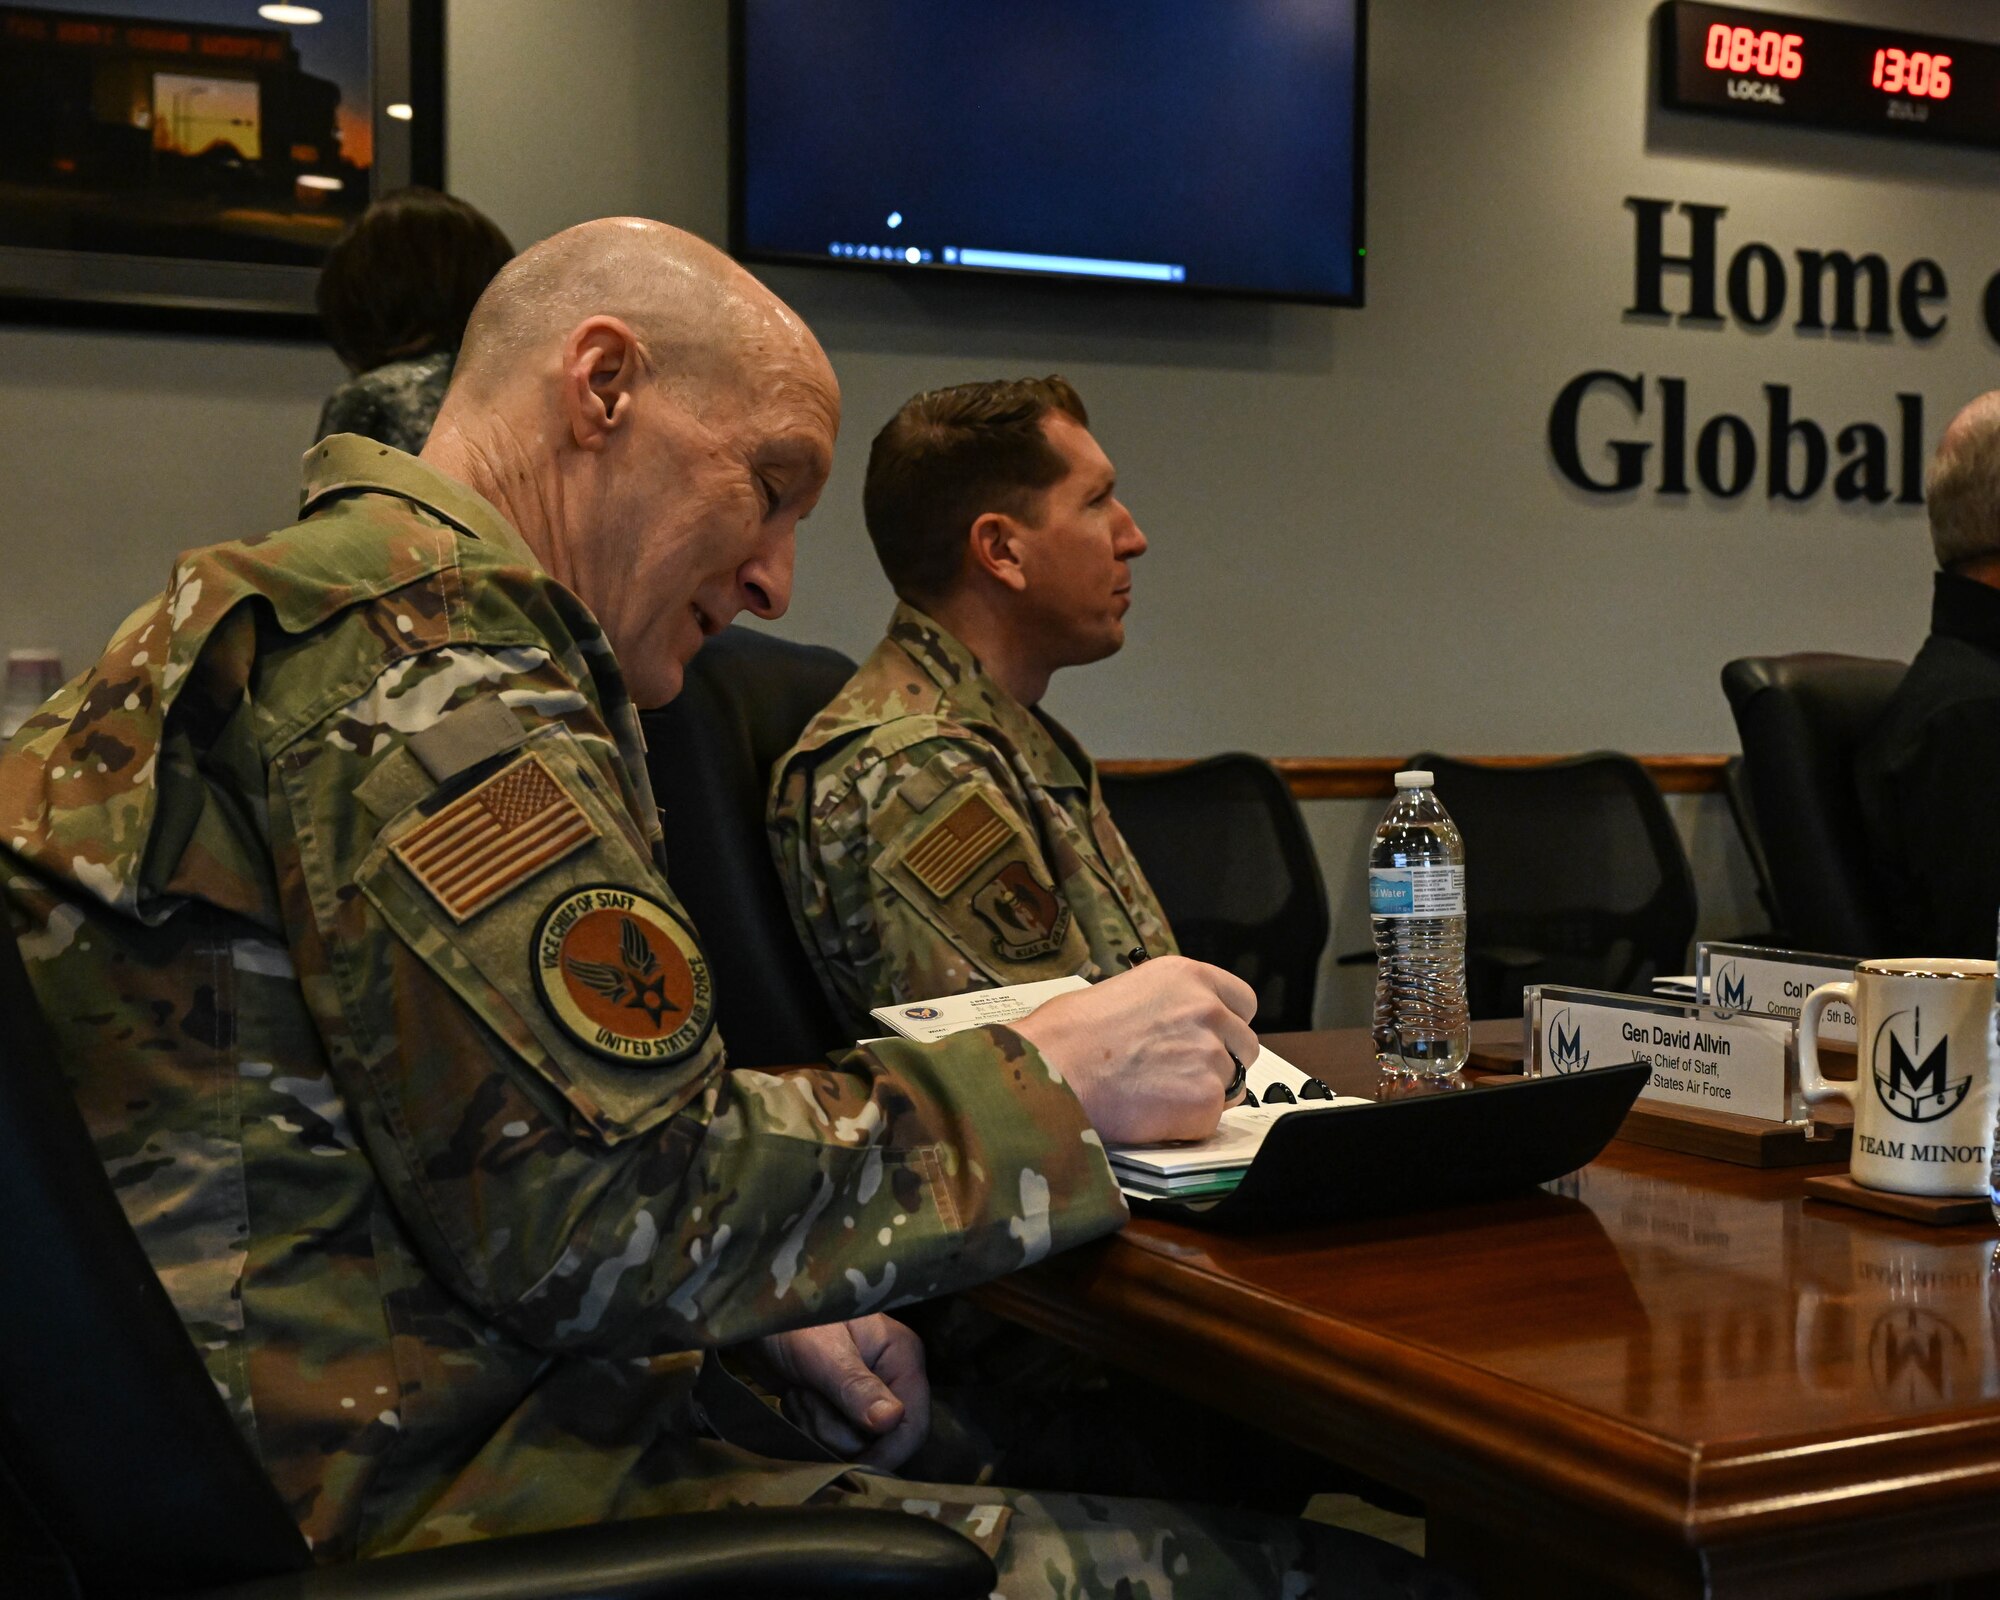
(1799, 958, 1998, 1197)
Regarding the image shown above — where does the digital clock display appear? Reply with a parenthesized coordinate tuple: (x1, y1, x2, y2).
(1661, 2, 2000, 149)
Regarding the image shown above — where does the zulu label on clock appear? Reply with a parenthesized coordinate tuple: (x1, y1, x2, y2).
(1661, 2, 2000, 151)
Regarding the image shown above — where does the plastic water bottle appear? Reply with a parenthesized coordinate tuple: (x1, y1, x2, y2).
(1369, 770, 1469, 1077)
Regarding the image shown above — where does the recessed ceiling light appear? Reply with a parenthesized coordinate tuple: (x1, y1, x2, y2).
(296, 174, 343, 191)
(258, 5, 323, 24)
(385, 102, 414, 121)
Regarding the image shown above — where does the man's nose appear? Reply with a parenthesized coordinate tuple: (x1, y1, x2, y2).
(1115, 502, 1148, 559)
(738, 528, 796, 619)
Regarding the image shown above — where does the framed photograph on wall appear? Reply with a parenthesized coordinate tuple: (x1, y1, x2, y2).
(0, 0, 441, 330)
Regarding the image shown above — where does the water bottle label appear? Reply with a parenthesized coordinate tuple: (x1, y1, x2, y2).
(1368, 865, 1465, 918)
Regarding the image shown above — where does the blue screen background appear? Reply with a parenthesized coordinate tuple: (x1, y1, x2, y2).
(738, 0, 1362, 303)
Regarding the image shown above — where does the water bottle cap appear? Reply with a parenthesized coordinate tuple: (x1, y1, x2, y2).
(1393, 769, 1434, 788)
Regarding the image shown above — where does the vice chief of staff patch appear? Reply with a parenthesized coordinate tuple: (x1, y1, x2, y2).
(534, 886, 714, 1063)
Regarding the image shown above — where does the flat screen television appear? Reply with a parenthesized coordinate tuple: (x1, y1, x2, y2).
(731, 0, 1366, 307)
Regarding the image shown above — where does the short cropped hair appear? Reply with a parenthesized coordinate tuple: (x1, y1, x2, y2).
(1929, 396, 2000, 570)
(863, 376, 1090, 601)
(317, 188, 515, 374)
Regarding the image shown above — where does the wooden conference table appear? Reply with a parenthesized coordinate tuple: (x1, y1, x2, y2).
(974, 1024, 2000, 1600)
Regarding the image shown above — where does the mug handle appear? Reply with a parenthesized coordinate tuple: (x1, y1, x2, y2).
(1798, 982, 1858, 1109)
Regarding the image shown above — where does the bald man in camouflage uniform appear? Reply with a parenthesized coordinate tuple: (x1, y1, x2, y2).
(771, 378, 1175, 1029)
(0, 228, 1454, 1599)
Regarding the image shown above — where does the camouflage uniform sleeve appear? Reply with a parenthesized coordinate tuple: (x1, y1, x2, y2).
(805, 735, 1103, 1009)
(274, 644, 1126, 1356)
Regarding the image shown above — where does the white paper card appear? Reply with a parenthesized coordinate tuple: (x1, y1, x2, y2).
(1538, 995, 1791, 1122)
(870, 976, 1091, 1042)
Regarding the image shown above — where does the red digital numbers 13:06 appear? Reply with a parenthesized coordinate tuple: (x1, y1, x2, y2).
(1872, 47, 1953, 99)
(1704, 24, 1804, 79)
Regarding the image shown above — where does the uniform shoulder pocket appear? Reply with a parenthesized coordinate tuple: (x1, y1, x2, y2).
(872, 768, 1086, 988)
(353, 724, 722, 1143)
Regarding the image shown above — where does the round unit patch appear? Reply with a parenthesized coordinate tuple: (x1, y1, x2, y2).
(533, 885, 714, 1063)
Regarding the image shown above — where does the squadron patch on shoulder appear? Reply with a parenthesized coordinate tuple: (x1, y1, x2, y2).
(903, 792, 1012, 899)
(533, 885, 714, 1063)
(393, 752, 596, 921)
(971, 861, 1071, 961)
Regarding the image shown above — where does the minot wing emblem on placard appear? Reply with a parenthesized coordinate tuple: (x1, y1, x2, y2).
(1547, 1008, 1589, 1075)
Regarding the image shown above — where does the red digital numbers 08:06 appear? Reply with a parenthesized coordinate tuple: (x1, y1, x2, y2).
(1872, 47, 1953, 100)
(1704, 24, 1804, 79)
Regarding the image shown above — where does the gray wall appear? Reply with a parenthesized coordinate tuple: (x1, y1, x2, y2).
(6, 0, 1994, 1016)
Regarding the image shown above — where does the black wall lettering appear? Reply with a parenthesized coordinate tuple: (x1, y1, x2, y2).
(1548, 370, 1649, 493)
(1766, 385, 1827, 500)
(1729, 244, 1787, 328)
(1899, 259, 1949, 339)
(1697, 413, 1757, 497)
(1835, 423, 1891, 504)
(1626, 197, 1724, 323)
(1899, 393, 1926, 505)
(1795, 250, 1891, 334)
(1657, 377, 1689, 496)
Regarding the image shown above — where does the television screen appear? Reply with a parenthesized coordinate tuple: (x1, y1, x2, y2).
(732, 0, 1366, 306)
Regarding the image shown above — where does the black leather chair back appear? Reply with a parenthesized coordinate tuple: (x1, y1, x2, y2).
(1412, 753, 1698, 1020)
(640, 627, 857, 1067)
(1099, 754, 1330, 1032)
(1720, 754, 1783, 939)
(1721, 653, 1906, 956)
(0, 919, 309, 1596)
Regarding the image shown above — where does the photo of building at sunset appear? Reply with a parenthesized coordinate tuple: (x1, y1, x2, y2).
(0, 0, 372, 266)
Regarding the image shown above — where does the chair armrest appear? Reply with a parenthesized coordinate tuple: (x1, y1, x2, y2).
(194, 1507, 996, 1600)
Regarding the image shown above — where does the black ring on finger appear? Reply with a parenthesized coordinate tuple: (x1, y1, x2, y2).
(1226, 1048, 1247, 1099)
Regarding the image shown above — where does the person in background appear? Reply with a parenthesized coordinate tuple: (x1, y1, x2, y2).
(1858, 389, 2000, 956)
(769, 376, 1176, 1029)
(314, 187, 514, 453)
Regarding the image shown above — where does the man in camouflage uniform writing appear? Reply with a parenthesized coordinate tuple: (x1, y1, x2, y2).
(770, 377, 1176, 1028)
(0, 224, 1453, 1597)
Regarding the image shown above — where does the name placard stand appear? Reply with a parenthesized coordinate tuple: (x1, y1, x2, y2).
(1526, 984, 1853, 1168)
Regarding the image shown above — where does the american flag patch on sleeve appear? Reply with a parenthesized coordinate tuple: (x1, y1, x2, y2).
(392, 752, 597, 921)
(903, 792, 1014, 900)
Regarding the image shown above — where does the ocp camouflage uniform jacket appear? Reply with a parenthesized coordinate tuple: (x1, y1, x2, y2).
(0, 440, 1125, 1560)
(769, 604, 1176, 1025)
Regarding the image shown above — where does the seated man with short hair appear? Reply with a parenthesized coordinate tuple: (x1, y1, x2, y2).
(1859, 389, 2000, 956)
(770, 377, 1176, 1025)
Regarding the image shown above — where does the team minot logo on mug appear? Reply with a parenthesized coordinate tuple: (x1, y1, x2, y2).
(1871, 1010, 1973, 1124)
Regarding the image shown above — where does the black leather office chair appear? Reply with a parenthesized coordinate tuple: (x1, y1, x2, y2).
(0, 920, 992, 1599)
(1411, 753, 1698, 1020)
(1720, 754, 1785, 942)
(639, 626, 856, 1067)
(1099, 754, 1330, 1032)
(1721, 653, 1906, 957)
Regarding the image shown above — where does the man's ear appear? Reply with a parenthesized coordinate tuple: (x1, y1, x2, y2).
(966, 510, 1029, 592)
(560, 316, 645, 451)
